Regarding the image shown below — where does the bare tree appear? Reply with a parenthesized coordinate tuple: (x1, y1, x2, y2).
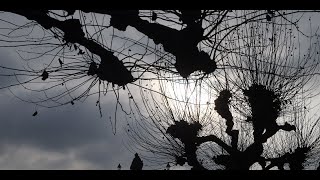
(1, 10, 320, 170)
(124, 12, 320, 170)
(0, 10, 317, 109)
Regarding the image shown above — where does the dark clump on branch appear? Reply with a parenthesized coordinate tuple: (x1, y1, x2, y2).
(166, 120, 202, 144)
(171, 19, 216, 78)
(166, 120, 206, 170)
(175, 156, 187, 166)
(109, 10, 139, 31)
(10, 10, 134, 87)
(96, 56, 134, 86)
(86, 58, 134, 86)
(151, 12, 157, 21)
(266, 146, 311, 170)
(109, 10, 216, 78)
(130, 153, 143, 170)
(287, 147, 310, 170)
(32, 111, 38, 116)
(41, 70, 48, 81)
(61, 19, 85, 44)
(243, 84, 296, 143)
(178, 10, 202, 25)
(213, 143, 263, 170)
(215, 90, 238, 149)
(174, 50, 216, 78)
(243, 84, 282, 140)
(65, 10, 76, 16)
(60, 18, 134, 86)
(266, 14, 272, 22)
(215, 90, 232, 123)
(266, 10, 274, 22)
(87, 62, 97, 76)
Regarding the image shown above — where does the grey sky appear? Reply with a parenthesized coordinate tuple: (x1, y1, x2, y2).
(0, 11, 158, 170)
(1, 10, 320, 170)
(0, 27, 134, 169)
(0, 82, 134, 169)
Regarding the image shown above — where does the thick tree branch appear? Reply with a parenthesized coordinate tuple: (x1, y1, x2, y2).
(82, 10, 217, 78)
(197, 135, 236, 155)
(260, 122, 296, 143)
(9, 10, 134, 86)
(214, 90, 238, 149)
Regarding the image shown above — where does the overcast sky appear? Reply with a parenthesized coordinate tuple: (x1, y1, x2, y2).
(1, 10, 320, 170)
(0, 11, 140, 170)
(0, 11, 190, 170)
(0, 73, 134, 170)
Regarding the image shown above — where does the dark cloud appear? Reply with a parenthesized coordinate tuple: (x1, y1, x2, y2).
(0, 87, 134, 169)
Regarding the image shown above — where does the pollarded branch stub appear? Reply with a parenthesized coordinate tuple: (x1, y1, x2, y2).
(9, 10, 135, 87)
(214, 90, 238, 148)
(213, 143, 263, 170)
(109, 10, 139, 31)
(86, 55, 134, 86)
(243, 84, 282, 118)
(243, 84, 282, 139)
(214, 89, 232, 121)
(173, 22, 216, 78)
(178, 10, 203, 25)
(268, 146, 310, 170)
(61, 19, 85, 43)
(41, 70, 49, 81)
(287, 147, 310, 170)
(175, 156, 187, 166)
(65, 10, 76, 16)
(166, 120, 202, 144)
(107, 10, 216, 79)
(87, 62, 97, 76)
(174, 50, 217, 78)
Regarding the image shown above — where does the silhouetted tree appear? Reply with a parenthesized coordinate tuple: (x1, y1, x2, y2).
(1, 10, 320, 169)
(166, 162, 170, 170)
(124, 13, 320, 170)
(130, 153, 143, 170)
(0, 10, 316, 110)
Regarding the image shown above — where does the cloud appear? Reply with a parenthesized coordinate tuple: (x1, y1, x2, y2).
(0, 86, 134, 169)
(0, 144, 97, 169)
